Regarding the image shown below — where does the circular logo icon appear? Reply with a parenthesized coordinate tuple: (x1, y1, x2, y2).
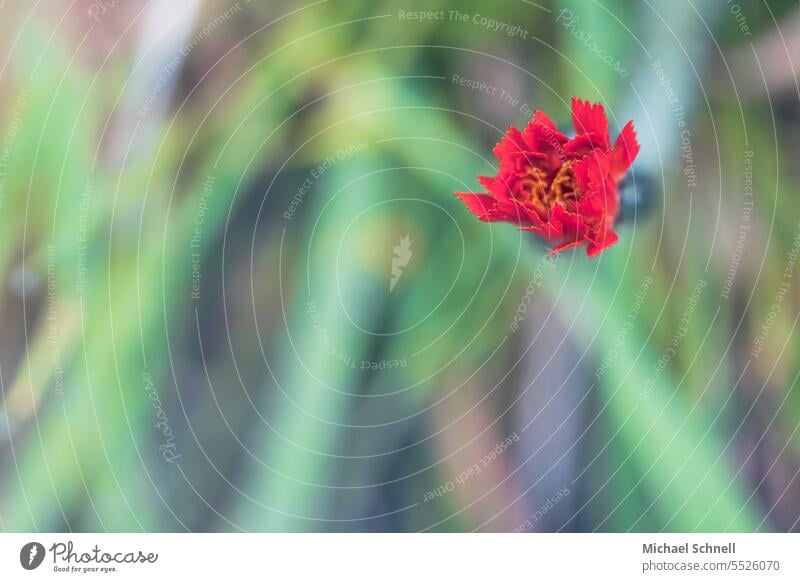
(19, 542, 45, 570)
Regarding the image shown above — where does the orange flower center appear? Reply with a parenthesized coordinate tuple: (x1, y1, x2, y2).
(548, 161, 578, 206)
(519, 161, 580, 217)
(518, 166, 549, 215)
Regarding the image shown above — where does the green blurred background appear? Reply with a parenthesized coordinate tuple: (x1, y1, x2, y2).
(0, 0, 798, 532)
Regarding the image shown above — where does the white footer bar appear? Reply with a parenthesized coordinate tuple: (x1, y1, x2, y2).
(1, 533, 798, 580)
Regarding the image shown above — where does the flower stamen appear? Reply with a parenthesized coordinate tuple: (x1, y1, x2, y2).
(518, 166, 549, 215)
(548, 161, 578, 207)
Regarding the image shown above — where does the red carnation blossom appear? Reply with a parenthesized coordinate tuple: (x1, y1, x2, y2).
(456, 97, 639, 257)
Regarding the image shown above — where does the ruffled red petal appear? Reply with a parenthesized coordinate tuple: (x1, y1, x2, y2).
(548, 239, 584, 256)
(455, 192, 498, 221)
(564, 132, 608, 159)
(532, 109, 559, 131)
(571, 98, 610, 149)
(457, 187, 538, 226)
(611, 120, 640, 176)
(493, 126, 527, 164)
(586, 229, 619, 257)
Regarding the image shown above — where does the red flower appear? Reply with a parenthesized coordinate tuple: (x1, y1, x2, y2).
(456, 97, 639, 257)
